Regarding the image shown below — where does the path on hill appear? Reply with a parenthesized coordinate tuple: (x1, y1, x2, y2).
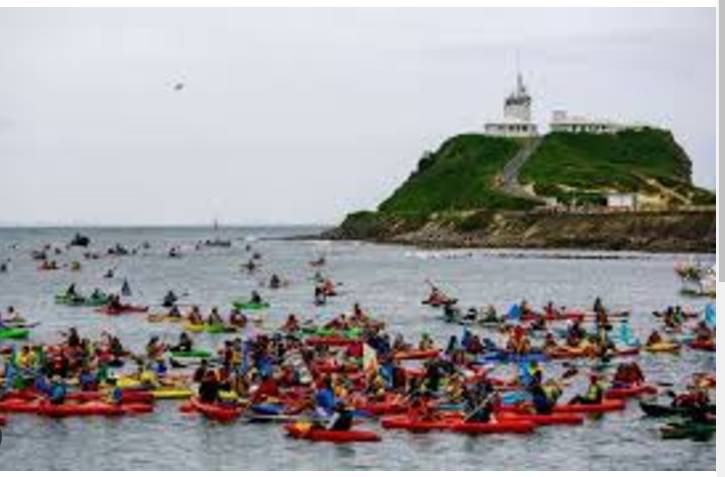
(632, 172, 692, 206)
(499, 136, 544, 200)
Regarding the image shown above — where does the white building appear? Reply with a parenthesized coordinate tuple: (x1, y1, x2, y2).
(549, 110, 630, 134)
(606, 193, 637, 209)
(484, 73, 538, 137)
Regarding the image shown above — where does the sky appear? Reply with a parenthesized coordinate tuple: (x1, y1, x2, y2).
(0, 8, 716, 226)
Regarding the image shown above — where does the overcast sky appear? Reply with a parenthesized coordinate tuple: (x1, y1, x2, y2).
(0, 8, 715, 226)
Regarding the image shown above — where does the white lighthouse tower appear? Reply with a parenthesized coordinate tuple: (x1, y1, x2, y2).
(484, 70, 538, 137)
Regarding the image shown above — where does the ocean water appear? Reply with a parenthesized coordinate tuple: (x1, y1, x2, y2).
(0, 226, 715, 470)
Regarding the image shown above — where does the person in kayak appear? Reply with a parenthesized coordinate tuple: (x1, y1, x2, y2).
(314, 286, 326, 306)
(326, 401, 354, 431)
(79, 365, 98, 391)
(229, 309, 247, 328)
(121, 279, 132, 296)
(646, 330, 663, 346)
(418, 333, 434, 351)
(568, 375, 604, 405)
(250, 290, 263, 305)
(170, 332, 193, 353)
(198, 369, 221, 403)
(187, 305, 203, 325)
(529, 371, 562, 414)
(314, 376, 337, 417)
(207, 307, 223, 325)
(593, 296, 604, 314)
(162, 290, 178, 307)
(168, 304, 182, 318)
(146, 336, 166, 360)
(65, 283, 78, 298)
(463, 389, 494, 423)
(48, 375, 67, 405)
(103, 268, 114, 279)
(193, 360, 209, 383)
(281, 314, 300, 333)
(107, 294, 123, 313)
(611, 362, 645, 388)
(252, 371, 280, 403)
(269, 274, 281, 289)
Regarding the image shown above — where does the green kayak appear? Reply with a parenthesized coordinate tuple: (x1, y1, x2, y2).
(0, 328, 30, 340)
(170, 349, 213, 359)
(661, 421, 715, 440)
(232, 301, 270, 311)
(55, 293, 109, 307)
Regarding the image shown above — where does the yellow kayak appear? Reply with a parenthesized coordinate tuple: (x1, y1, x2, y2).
(151, 388, 193, 400)
(184, 322, 205, 333)
(645, 342, 680, 353)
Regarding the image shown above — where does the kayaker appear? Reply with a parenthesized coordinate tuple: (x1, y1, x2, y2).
(104, 268, 114, 279)
(48, 375, 67, 405)
(326, 401, 354, 431)
(79, 366, 98, 391)
(229, 309, 247, 328)
(187, 305, 203, 325)
(171, 332, 193, 353)
(314, 376, 337, 417)
(269, 274, 281, 289)
(281, 314, 300, 333)
(162, 290, 178, 307)
(593, 296, 604, 314)
(529, 372, 561, 414)
(352, 303, 366, 322)
(646, 330, 663, 346)
(568, 375, 604, 405)
(463, 391, 494, 423)
(252, 371, 280, 403)
(193, 360, 209, 383)
(199, 369, 221, 403)
(611, 362, 645, 388)
(146, 336, 166, 360)
(314, 286, 326, 306)
(121, 279, 132, 296)
(65, 283, 78, 297)
(207, 307, 223, 325)
(418, 333, 434, 351)
(168, 304, 181, 318)
(107, 294, 123, 313)
(250, 290, 263, 305)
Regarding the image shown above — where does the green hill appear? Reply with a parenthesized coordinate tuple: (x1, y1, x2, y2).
(519, 128, 714, 205)
(378, 134, 538, 214)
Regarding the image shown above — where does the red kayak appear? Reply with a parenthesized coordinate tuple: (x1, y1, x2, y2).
(497, 411, 584, 426)
(285, 423, 381, 443)
(393, 349, 440, 361)
(499, 399, 625, 414)
(305, 336, 361, 347)
(604, 384, 657, 400)
(689, 340, 715, 352)
(190, 397, 241, 422)
(381, 415, 462, 431)
(354, 394, 408, 416)
(37, 400, 153, 417)
(0, 398, 42, 413)
(95, 305, 150, 316)
(450, 420, 536, 434)
(66, 390, 154, 404)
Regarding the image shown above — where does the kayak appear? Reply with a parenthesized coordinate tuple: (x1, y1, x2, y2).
(232, 301, 270, 311)
(37, 400, 153, 418)
(66, 390, 154, 404)
(645, 342, 680, 353)
(151, 388, 193, 400)
(639, 401, 716, 418)
(499, 399, 625, 414)
(450, 420, 537, 434)
(604, 384, 657, 400)
(381, 415, 462, 431)
(96, 305, 149, 316)
(285, 422, 381, 443)
(689, 340, 715, 352)
(0, 398, 43, 413)
(421, 298, 457, 307)
(0, 328, 30, 340)
(190, 397, 241, 422)
(497, 412, 584, 426)
(661, 421, 715, 440)
(170, 349, 212, 359)
(393, 349, 441, 361)
(305, 336, 361, 347)
(55, 293, 109, 307)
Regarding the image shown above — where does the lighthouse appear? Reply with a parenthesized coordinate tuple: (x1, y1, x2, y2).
(484, 71, 538, 137)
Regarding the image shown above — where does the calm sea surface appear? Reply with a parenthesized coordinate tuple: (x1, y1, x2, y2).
(0, 226, 715, 470)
